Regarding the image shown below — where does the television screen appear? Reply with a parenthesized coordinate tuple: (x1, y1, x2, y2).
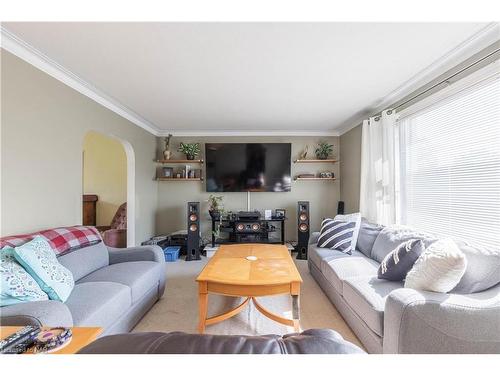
(205, 143, 291, 192)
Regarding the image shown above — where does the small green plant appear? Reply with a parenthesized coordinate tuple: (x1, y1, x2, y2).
(207, 194, 223, 212)
(315, 141, 334, 160)
(178, 142, 201, 160)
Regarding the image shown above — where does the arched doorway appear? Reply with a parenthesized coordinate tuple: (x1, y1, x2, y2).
(82, 131, 135, 246)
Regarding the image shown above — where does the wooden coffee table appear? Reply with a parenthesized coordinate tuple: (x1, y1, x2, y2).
(0, 326, 102, 354)
(196, 244, 303, 333)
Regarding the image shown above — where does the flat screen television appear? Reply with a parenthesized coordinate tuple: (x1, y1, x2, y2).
(205, 143, 291, 192)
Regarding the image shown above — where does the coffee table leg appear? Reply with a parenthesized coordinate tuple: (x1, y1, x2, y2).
(198, 282, 208, 333)
(292, 294, 300, 332)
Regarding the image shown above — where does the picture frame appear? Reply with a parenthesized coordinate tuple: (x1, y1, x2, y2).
(275, 209, 286, 218)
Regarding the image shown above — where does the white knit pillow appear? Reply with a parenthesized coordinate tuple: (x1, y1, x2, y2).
(404, 238, 467, 293)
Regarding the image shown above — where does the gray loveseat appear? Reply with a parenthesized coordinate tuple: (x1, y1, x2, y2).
(308, 220, 500, 354)
(0, 241, 166, 336)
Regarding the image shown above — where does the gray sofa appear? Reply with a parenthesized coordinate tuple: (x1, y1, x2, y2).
(308, 221, 500, 354)
(0, 241, 166, 336)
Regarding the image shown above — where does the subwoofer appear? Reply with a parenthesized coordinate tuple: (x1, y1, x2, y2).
(296, 201, 310, 260)
(186, 202, 201, 261)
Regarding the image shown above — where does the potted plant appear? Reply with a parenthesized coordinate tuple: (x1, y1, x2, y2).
(207, 194, 223, 219)
(178, 142, 201, 160)
(315, 141, 334, 160)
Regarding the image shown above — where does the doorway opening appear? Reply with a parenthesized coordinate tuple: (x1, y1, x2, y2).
(82, 131, 135, 247)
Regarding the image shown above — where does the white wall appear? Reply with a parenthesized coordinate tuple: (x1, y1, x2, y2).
(0, 50, 158, 244)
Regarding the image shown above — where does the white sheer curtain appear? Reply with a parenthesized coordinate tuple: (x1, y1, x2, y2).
(359, 109, 398, 225)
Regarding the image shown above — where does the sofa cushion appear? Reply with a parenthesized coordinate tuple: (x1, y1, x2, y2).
(356, 219, 383, 257)
(452, 241, 500, 294)
(405, 238, 467, 293)
(77, 261, 162, 303)
(322, 252, 380, 294)
(58, 241, 109, 281)
(1, 247, 49, 306)
(343, 277, 403, 336)
(378, 239, 425, 281)
(65, 281, 131, 328)
(308, 245, 345, 270)
(13, 236, 74, 302)
(371, 226, 438, 263)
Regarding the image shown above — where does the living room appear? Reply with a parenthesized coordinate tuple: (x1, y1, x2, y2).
(1, 0, 500, 372)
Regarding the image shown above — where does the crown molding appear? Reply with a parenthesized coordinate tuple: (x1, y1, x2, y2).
(0, 26, 161, 136)
(337, 22, 500, 135)
(157, 130, 340, 137)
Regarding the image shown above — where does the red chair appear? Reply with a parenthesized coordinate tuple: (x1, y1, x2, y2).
(97, 203, 127, 248)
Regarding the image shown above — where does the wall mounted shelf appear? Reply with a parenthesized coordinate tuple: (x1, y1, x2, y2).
(156, 159, 204, 164)
(294, 177, 337, 181)
(156, 177, 204, 181)
(293, 159, 338, 163)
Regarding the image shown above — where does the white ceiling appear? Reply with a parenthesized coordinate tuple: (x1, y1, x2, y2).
(2, 22, 497, 135)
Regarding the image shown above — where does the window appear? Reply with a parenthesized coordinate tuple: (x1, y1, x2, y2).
(398, 74, 500, 250)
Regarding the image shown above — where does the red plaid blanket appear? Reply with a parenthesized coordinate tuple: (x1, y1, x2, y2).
(0, 226, 102, 255)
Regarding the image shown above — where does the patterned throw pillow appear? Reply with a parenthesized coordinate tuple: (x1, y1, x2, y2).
(13, 236, 75, 302)
(317, 214, 361, 255)
(1, 247, 49, 307)
(405, 238, 467, 293)
(378, 239, 425, 281)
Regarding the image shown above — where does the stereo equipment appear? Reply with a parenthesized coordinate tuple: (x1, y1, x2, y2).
(235, 222, 261, 233)
(237, 211, 261, 221)
(337, 201, 345, 215)
(186, 202, 201, 261)
(296, 201, 310, 260)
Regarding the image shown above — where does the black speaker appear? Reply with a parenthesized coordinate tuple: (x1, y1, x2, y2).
(337, 201, 345, 215)
(296, 201, 310, 260)
(186, 202, 201, 261)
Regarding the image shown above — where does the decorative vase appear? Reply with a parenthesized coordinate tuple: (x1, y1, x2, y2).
(317, 154, 327, 160)
(186, 154, 195, 160)
(163, 150, 171, 160)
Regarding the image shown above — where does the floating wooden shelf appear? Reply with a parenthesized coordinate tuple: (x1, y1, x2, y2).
(294, 159, 338, 163)
(294, 177, 337, 181)
(156, 177, 204, 181)
(156, 159, 204, 164)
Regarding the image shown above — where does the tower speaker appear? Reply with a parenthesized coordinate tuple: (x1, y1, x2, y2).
(296, 201, 310, 260)
(337, 201, 345, 215)
(186, 202, 201, 261)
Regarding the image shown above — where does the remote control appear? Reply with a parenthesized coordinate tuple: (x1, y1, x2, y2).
(0, 326, 41, 354)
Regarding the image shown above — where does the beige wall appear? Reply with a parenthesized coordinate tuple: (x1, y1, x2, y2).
(339, 124, 362, 213)
(155, 136, 340, 242)
(83, 131, 127, 226)
(0, 50, 158, 244)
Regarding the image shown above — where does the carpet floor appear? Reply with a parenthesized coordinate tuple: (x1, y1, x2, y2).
(133, 256, 363, 348)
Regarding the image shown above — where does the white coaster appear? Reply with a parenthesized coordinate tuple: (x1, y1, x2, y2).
(246, 255, 258, 261)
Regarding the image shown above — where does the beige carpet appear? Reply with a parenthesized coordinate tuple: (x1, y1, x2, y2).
(133, 256, 363, 348)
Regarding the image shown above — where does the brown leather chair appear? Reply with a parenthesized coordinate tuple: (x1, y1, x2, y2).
(97, 202, 127, 248)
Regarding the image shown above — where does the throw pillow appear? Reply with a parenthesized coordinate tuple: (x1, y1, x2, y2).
(317, 213, 361, 255)
(13, 236, 75, 302)
(451, 240, 500, 294)
(378, 239, 425, 281)
(404, 238, 467, 293)
(1, 247, 49, 307)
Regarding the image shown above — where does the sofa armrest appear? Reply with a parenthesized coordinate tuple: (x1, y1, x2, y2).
(0, 300, 73, 327)
(309, 232, 320, 245)
(383, 286, 500, 354)
(108, 245, 165, 264)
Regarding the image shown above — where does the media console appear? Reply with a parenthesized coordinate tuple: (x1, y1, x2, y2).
(210, 212, 286, 247)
